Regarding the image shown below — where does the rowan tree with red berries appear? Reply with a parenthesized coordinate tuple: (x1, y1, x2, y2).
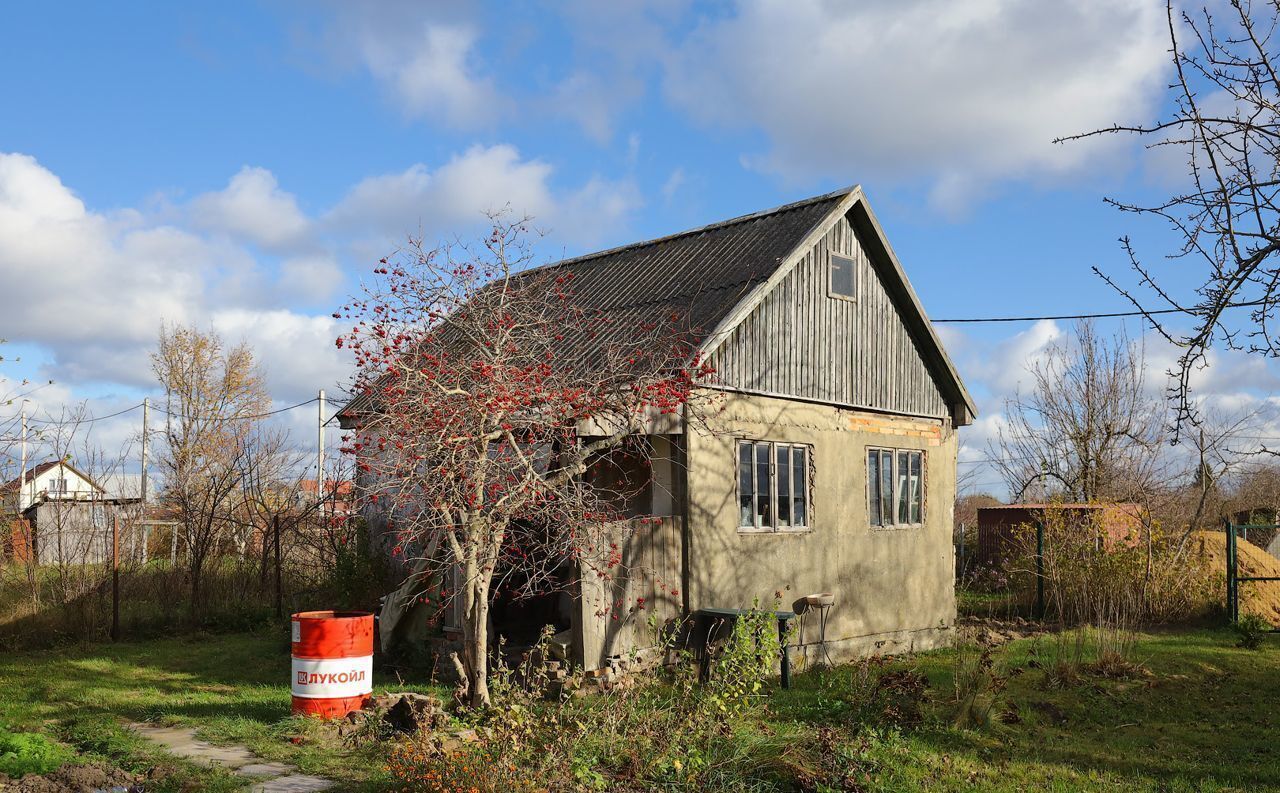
(337, 215, 712, 706)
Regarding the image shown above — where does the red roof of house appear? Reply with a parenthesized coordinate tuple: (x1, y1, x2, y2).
(978, 503, 1141, 511)
(0, 461, 61, 494)
(299, 479, 353, 496)
(1, 459, 106, 495)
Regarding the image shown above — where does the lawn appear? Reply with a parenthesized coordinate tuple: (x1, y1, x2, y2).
(0, 628, 444, 791)
(773, 628, 1279, 791)
(0, 625, 1276, 791)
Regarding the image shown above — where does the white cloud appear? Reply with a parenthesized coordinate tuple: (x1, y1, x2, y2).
(0, 153, 209, 384)
(328, 144, 641, 249)
(211, 309, 347, 403)
(278, 254, 344, 305)
(191, 166, 311, 250)
(0, 153, 335, 396)
(961, 320, 1064, 399)
(664, 0, 1169, 212)
(310, 2, 505, 129)
(661, 167, 685, 203)
(361, 23, 505, 127)
(0, 147, 643, 408)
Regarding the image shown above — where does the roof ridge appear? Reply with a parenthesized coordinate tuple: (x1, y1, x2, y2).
(526, 185, 856, 275)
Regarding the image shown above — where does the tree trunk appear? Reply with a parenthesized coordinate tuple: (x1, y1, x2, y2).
(189, 554, 204, 622)
(462, 570, 491, 707)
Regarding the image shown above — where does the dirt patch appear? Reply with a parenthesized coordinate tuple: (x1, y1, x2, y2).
(0, 762, 146, 792)
(1186, 530, 1280, 623)
(958, 616, 1051, 646)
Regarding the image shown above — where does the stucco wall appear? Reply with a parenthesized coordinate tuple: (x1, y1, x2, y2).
(686, 391, 957, 663)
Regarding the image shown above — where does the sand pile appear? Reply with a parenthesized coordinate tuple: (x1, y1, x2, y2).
(1188, 530, 1280, 623)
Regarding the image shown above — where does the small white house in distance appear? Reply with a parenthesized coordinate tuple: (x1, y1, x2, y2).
(1, 459, 139, 565)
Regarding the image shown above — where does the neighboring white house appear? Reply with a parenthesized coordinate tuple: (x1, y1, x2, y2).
(1, 459, 104, 513)
(2, 459, 140, 565)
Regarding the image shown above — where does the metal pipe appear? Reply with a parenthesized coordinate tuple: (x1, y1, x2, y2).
(1034, 519, 1045, 620)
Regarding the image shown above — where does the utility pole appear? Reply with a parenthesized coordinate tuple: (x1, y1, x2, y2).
(167, 387, 177, 567)
(317, 389, 326, 524)
(140, 398, 149, 505)
(19, 403, 27, 511)
(139, 397, 149, 564)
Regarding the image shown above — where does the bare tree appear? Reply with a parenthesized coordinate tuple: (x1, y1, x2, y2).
(152, 324, 272, 615)
(992, 321, 1167, 502)
(1061, 1, 1280, 429)
(339, 216, 709, 707)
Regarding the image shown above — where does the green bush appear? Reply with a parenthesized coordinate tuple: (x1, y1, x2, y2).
(1233, 614, 1271, 650)
(0, 729, 73, 778)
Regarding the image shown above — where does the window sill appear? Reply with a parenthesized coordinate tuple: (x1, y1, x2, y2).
(737, 527, 812, 535)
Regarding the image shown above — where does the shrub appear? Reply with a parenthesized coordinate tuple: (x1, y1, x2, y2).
(385, 606, 800, 791)
(0, 729, 73, 778)
(385, 738, 544, 793)
(1007, 506, 1218, 626)
(840, 656, 927, 732)
(1233, 613, 1271, 650)
(963, 562, 1013, 594)
(703, 605, 784, 718)
(951, 632, 1009, 728)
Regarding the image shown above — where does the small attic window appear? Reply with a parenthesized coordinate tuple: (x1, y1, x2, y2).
(830, 253, 856, 300)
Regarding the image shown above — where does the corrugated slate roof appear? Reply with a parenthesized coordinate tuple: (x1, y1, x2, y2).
(339, 188, 848, 419)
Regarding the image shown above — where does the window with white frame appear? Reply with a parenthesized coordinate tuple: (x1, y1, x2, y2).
(830, 253, 856, 299)
(867, 448, 923, 527)
(737, 440, 810, 531)
(48, 477, 68, 495)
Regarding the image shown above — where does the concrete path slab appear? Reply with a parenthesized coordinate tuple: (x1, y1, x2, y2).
(249, 774, 335, 792)
(129, 724, 258, 769)
(129, 723, 334, 791)
(237, 761, 296, 777)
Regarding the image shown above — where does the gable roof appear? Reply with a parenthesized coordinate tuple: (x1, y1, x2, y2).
(0, 459, 106, 495)
(339, 186, 975, 424)
(699, 186, 976, 423)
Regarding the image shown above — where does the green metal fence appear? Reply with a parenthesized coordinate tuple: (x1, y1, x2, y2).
(1224, 519, 1280, 629)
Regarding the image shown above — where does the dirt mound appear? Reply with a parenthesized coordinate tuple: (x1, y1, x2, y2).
(0, 762, 144, 792)
(1188, 530, 1280, 623)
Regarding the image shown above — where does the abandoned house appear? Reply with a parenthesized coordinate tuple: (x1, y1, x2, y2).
(1, 459, 140, 565)
(341, 186, 975, 671)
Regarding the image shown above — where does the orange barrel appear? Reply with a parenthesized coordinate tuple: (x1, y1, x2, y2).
(290, 610, 374, 718)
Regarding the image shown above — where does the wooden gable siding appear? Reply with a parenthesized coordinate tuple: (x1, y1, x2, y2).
(708, 212, 950, 418)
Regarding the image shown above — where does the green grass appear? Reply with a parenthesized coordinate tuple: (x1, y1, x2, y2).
(768, 628, 1280, 791)
(1, 626, 1277, 790)
(0, 729, 74, 777)
(0, 627, 446, 790)
(956, 588, 1031, 618)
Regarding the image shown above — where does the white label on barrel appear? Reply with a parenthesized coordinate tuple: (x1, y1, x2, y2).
(291, 620, 300, 643)
(291, 655, 373, 699)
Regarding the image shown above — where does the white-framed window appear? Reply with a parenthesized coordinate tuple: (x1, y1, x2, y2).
(737, 440, 810, 531)
(830, 253, 857, 300)
(867, 448, 924, 527)
(48, 477, 68, 495)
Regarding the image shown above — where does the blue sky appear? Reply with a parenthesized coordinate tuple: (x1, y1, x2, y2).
(2, 1, 1275, 493)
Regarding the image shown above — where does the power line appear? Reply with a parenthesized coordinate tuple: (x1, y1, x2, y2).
(25, 402, 145, 425)
(21, 396, 321, 426)
(150, 396, 320, 422)
(931, 297, 1268, 324)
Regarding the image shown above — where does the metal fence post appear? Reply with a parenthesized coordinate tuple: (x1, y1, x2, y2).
(1034, 520, 1045, 620)
(111, 514, 120, 642)
(273, 514, 283, 620)
(1226, 519, 1238, 623)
